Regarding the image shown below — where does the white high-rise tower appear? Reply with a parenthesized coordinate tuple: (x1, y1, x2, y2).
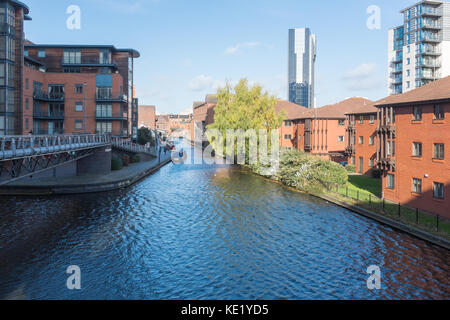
(388, 0, 450, 95)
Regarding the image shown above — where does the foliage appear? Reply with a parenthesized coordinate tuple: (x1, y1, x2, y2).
(346, 165, 356, 173)
(137, 127, 155, 146)
(273, 150, 348, 194)
(111, 156, 123, 171)
(206, 79, 285, 161)
(131, 154, 141, 163)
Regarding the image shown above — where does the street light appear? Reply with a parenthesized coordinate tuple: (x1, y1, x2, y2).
(83, 81, 87, 134)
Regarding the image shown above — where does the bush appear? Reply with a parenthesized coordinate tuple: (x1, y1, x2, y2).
(131, 154, 141, 163)
(258, 150, 349, 194)
(123, 155, 130, 167)
(111, 156, 123, 171)
(346, 165, 356, 173)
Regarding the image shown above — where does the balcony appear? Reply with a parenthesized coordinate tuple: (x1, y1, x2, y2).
(345, 145, 355, 156)
(61, 57, 118, 68)
(416, 71, 440, 80)
(33, 111, 65, 120)
(95, 93, 128, 103)
(420, 7, 443, 17)
(377, 157, 396, 172)
(378, 124, 397, 137)
(96, 130, 128, 137)
(420, 21, 442, 30)
(417, 60, 441, 68)
(417, 33, 442, 43)
(33, 91, 65, 102)
(96, 112, 128, 121)
(416, 46, 441, 56)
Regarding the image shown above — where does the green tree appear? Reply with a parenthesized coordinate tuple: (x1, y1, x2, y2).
(206, 79, 285, 160)
(137, 127, 155, 146)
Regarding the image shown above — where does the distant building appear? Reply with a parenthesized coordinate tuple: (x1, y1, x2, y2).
(388, 0, 450, 95)
(156, 115, 170, 134)
(192, 94, 218, 142)
(139, 105, 156, 130)
(288, 28, 316, 108)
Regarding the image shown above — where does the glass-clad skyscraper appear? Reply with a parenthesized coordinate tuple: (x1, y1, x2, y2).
(288, 28, 316, 108)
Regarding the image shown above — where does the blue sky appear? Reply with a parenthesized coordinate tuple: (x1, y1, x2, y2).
(25, 0, 414, 114)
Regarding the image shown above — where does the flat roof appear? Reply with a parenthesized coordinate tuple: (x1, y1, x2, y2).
(24, 44, 140, 58)
(9, 0, 30, 14)
(400, 0, 443, 13)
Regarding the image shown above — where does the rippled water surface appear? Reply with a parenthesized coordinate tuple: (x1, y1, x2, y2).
(0, 143, 449, 300)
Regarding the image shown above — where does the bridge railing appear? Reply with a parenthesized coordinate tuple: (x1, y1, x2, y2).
(0, 134, 111, 160)
(111, 137, 156, 157)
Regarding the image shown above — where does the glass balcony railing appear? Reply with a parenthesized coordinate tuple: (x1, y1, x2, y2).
(420, 6, 443, 16)
(62, 57, 118, 66)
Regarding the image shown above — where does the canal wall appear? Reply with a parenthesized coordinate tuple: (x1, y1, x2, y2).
(0, 155, 172, 196)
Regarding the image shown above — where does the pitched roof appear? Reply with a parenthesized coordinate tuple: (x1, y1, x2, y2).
(375, 76, 450, 106)
(275, 100, 309, 120)
(296, 97, 374, 119)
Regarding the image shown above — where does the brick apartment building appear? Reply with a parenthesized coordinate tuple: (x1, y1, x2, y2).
(138, 105, 156, 130)
(375, 76, 450, 218)
(0, 0, 140, 138)
(292, 97, 374, 162)
(192, 94, 218, 141)
(275, 100, 308, 149)
(345, 104, 378, 175)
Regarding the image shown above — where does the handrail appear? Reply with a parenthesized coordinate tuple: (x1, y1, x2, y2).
(0, 134, 111, 161)
(111, 137, 156, 157)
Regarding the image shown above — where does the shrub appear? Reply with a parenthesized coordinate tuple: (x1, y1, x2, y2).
(131, 154, 141, 163)
(273, 150, 348, 194)
(123, 155, 130, 167)
(346, 165, 356, 173)
(111, 156, 123, 171)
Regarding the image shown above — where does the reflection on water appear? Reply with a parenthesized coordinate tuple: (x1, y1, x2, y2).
(0, 143, 449, 300)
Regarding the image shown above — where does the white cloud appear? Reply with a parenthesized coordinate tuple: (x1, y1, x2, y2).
(224, 42, 262, 55)
(342, 62, 377, 81)
(188, 75, 214, 91)
(341, 62, 382, 92)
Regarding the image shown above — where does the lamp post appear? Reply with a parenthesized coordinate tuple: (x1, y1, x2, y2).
(83, 81, 87, 134)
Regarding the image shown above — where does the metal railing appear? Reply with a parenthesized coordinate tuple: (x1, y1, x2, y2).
(0, 134, 111, 161)
(327, 183, 450, 236)
(33, 90, 65, 101)
(111, 137, 156, 157)
(95, 93, 128, 102)
(62, 57, 118, 66)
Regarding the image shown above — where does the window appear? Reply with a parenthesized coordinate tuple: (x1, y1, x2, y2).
(25, 118, 29, 130)
(284, 134, 292, 140)
(433, 182, 444, 199)
(369, 158, 374, 167)
(369, 136, 375, 146)
(359, 136, 364, 145)
(338, 136, 345, 142)
(75, 102, 83, 112)
(407, 58, 411, 65)
(434, 104, 444, 120)
(96, 104, 112, 117)
(96, 122, 112, 134)
(24, 49, 28, 57)
(0, 115, 4, 135)
(359, 115, 364, 124)
(284, 120, 292, 127)
(75, 120, 83, 130)
(434, 143, 444, 160)
(25, 78, 29, 90)
(407, 81, 410, 89)
(75, 84, 83, 94)
(48, 85, 64, 99)
(63, 50, 81, 64)
(413, 106, 422, 120)
(370, 115, 375, 124)
(412, 142, 422, 157)
(407, 69, 410, 76)
(351, 156, 355, 165)
(412, 178, 422, 194)
(407, 46, 410, 53)
(38, 49, 46, 58)
(25, 98, 29, 110)
(338, 120, 345, 126)
(387, 174, 395, 189)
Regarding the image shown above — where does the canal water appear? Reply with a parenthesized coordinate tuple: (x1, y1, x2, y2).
(0, 143, 449, 300)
